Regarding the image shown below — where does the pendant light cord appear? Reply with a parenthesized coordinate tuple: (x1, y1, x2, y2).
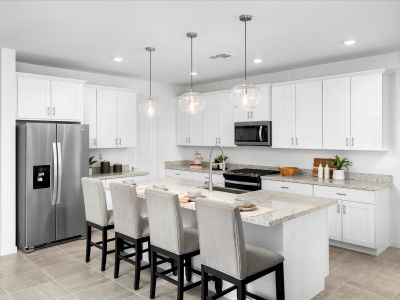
(244, 19, 247, 83)
(149, 50, 152, 97)
(190, 36, 193, 92)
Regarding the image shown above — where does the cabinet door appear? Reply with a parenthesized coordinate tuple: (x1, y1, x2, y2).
(176, 101, 191, 145)
(83, 87, 97, 148)
(202, 93, 219, 146)
(117, 91, 137, 148)
(51, 81, 82, 121)
(295, 81, 322, 149)
(190, 113, 203, 146)
(17, 76, 51, 119)
(271, 85, 296, 148)
(342, 200, 375, 248)
(327, 200, 342, 241)
(323, 77, 351, 150)
(351, 73, 383, 150)
(96, 89, 118, 148)
(234, 108, 251, 122)
(251, 84, 271, 121)
(218, 92, 236, 147)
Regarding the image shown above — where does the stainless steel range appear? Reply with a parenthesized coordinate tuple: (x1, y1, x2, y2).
(223, 168, 280, 191)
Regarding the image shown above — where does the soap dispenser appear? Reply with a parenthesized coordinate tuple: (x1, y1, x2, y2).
(324, 163, 330, 179)
(318, 162, 323, 179)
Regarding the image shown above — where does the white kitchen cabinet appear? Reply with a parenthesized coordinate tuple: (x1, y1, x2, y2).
(218, 92, 236, 147)
(234, 84, 271, 122)
(96, 89, 119, 148)
(271, 84, 296, 148)
(327, 200, 343, 241)
(351, 73, 387, 151)
(295, 81, 322, 149)
(342, 200, 375, 248)
(165, 169, 193, 180)
(117, 91, 137, 148)
(17, 73, 85, 121)
(202, 93, 219, 146)
(176, 100, 203, 146)
(323, 77, 351, 150)
(262, 180, 313, 196)
(51, 80, 82, 121)
(83, 87, 97, 148)
(17, 76, 51, 119)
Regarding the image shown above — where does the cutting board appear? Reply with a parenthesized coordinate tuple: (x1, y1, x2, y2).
(313, 158, 335, 178)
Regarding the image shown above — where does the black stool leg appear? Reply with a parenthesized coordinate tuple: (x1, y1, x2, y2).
(177, 257, 184, 300)
(172, 259, 177, 276)
(134, 240, 143, 290)
(237, 282, 246, 300)
(101, 228, 107, 271)
(150, 249, 157, 299)
(85, 223, 91, 263)
(214, 277, 223, 294)
(185, 257, 192, 282)
(114, 236, 121, 279)
(201, 266, 209, 300)
(275, 263, 285, 300)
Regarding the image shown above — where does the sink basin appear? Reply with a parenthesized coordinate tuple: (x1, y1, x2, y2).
(201, 186, 248, 194)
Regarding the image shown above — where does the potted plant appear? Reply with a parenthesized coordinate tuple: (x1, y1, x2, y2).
(332, 155, 352, 180)
(214, 154, 228, 170)
(89, 155, 97, 176)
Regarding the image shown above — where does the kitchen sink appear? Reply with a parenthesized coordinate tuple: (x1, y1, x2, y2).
(201, 186, 248, 194)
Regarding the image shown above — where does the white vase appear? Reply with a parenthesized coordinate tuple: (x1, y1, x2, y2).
(89, 167, 93, 176)
(333, 170, 345, 180)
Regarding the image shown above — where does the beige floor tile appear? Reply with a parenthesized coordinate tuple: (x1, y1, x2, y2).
(9, 281, 71, 300)
(0, 296, 11, 300)
(42, 260, 88, 280)
(73, 281, 133, 300)
(0, 288, 6, 296)
(27, 251, 76, 268)
(57, 269, 109, 293)
(0, 259, 38, 277)
(313, 278, 343, 300)
(137, 282, 177, 300)
(328, 283, 389, 300)
(0, 254, 27, 268)
(0, 269, 52, 294)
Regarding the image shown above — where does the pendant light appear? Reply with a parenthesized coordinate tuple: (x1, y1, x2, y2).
(178, 32, 205, 115)
(140, 47, 161, 118)
(231, 14, 260, 111)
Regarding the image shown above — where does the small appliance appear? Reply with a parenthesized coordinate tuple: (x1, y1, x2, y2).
(234, 121, 272, 146)
(223, 168, 280, 191)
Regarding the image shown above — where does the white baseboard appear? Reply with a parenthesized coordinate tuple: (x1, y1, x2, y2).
(390, 241, 400, 248)
(0, 245, 17, 256)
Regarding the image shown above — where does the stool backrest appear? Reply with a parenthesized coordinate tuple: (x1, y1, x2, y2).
(195, 199, 247, 279)
(110, 183, 142, 239)
(145, 189, 184, 254)
(81, 177, 108, 227)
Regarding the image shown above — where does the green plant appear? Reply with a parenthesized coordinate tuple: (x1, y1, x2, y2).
(332, 155, 352, 171)
(89, 156, 97, 167)
(214, 154, 228, 164)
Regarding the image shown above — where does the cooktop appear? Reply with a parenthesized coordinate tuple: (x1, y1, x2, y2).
(224, 168, 280, 178)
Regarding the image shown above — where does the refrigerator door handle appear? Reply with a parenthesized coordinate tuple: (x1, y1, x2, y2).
(56, 142, 62, 205)
(52, 143, 58, 205)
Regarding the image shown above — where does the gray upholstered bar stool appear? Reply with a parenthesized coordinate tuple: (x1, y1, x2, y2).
(146, 189, 220, 300)
(110, 182, 151, 290)
(81, 177, 115, 272)
(196, 200, 285, 300)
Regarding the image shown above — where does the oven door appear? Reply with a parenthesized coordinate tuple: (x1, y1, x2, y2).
(234, 121, 271, 146)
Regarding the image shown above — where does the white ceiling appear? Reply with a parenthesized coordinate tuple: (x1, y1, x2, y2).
(0, 1, 400, 85)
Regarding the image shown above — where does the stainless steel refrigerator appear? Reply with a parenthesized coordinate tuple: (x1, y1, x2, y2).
(17, 122, 89, 252)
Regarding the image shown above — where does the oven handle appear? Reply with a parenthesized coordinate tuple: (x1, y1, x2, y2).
(259, 126, 263, 142)
(225, 180, 259, 187)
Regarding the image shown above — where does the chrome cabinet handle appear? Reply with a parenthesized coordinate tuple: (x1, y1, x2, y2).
(47, 107, 51, 116)
(291, 137, 294, 146)
(94, 138, 97, 147)
(119, 138, 121, 145)
(295, 137, 298, 145)
(216, 137, 218, 144)
(175, 173, 181, 176)
(188, 137, 191, 144)
(259, 126, 263, 142)
(56, 142, 62, 205)
(115, 138, 118, 146)
(351, 138, 354, 147)
(342, 205, 346, 215)
(337, 204, 340, 214)
(251, 111, 254, 119)
(280, 186, 289, 189)
(52, 143, 58, 205)
(346, 137, 349, 147)
(219, 137, 221, 144)
(52, 107, 55, 116)
(336, 193, 347, 196)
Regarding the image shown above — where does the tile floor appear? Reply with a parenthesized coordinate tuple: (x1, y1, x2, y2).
(0, 231, 398, 299)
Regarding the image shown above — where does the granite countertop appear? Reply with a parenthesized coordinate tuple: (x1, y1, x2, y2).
(166, 165, 225, 175)
(90, 170, 149, 180)
(135, 177, 336, 227)
(261, 174, 393, 191)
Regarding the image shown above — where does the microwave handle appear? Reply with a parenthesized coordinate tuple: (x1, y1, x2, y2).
(259, 126, 263, 142)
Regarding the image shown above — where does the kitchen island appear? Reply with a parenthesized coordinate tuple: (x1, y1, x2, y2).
(135, 177, 336, 300)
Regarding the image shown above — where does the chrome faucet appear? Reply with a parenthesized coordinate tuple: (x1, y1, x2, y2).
(208, 144, 225, 192)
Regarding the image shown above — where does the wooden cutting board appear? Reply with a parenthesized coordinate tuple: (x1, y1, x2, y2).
(313, 158, 335, 178)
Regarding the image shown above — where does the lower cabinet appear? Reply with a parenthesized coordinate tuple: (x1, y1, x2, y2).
(261, 180, 313, 196)
(165, 169, 224, 186)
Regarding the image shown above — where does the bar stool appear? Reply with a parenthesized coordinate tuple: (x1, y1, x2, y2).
(196, 200, 285, 300)
(110, 182, 151, 290)
(81, 177, 115, 271)
(145, 189, 221, 300)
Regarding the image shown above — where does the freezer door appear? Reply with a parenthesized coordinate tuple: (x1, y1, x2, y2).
(25, 123, 57, 248)
(56, 124, 89, 240)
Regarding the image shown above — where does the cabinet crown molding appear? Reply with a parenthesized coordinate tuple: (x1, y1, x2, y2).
(16, 72, 87, 84)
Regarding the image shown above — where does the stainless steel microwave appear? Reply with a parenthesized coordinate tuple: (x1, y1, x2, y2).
(234, 121, 272, 146)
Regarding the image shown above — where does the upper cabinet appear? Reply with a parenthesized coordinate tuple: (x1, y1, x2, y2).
(176, 100, 203, 146)
(83, 85, 137, 149)
(17, 73, 85, 121)
(234, 84, 271, 122)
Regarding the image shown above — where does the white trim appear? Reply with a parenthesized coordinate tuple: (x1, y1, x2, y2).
(16, 72, 86, 84)
(85, 84, 137, 93)
(390, 241, 400, 248)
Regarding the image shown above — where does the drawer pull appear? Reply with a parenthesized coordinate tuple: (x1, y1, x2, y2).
(280, 186, 289, 189)
(337, 204, 340, 214)
(342, 205, 346, 215)
(336, 193, 347, 196)
(175, 173, 181, 176)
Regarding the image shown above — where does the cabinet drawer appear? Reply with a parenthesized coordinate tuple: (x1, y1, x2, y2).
(165, 169, 193, 180)
(314, 185, 375, 204)
(192, 172, 210, 182)
(262, 180, 313, 196)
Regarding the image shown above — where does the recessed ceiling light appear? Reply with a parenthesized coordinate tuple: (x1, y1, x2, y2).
(343, 40, 357, 46)
(190, 71, 198, 76)
(253, 58, 263, 64)
(113, 57, 123, 62)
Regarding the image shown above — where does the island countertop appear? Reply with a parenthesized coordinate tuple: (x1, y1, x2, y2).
(90, 170, 149, 180)
(135, 177, 336, 227)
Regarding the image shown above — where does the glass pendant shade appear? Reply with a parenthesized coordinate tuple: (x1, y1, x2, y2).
(178, 91, 205, 115)
(139, 96, 161, 118)
(231, 83, 260, 111)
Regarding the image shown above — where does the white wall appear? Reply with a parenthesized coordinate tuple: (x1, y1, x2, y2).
(174, 52, 400, 246)
(17, 62, 184, 179)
